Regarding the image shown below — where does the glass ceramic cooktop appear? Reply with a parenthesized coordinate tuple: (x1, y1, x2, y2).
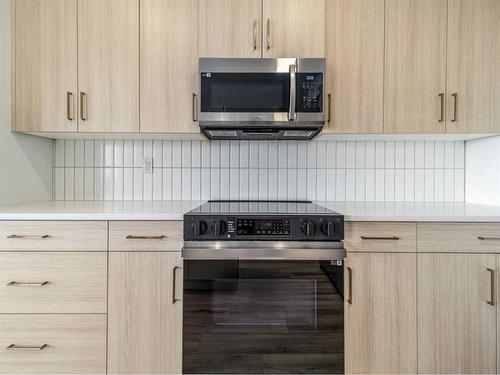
(186, 200, 340, 216)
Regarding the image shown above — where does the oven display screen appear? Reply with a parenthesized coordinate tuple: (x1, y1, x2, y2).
(236, 219, 290, 236)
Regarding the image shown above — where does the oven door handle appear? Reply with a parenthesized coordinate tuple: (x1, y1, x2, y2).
(288, 64, 296, 121)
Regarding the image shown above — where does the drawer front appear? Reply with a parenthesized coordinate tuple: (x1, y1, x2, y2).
(344, 222, 417, 252)
(0, 221, 107, 251)
(0, 252, 107, 313)
(0, 314, 106, 374)
(418, 223, 500, 252)
(109, 221, 182, 251)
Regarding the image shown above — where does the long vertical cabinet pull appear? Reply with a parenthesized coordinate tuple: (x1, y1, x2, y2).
(266, 19, 271, 51)
(347, 266, 353, 304)
(451, 93, 458, 122)
(80, 92, 87, 121)
(327, 93, 332, 123)
(172, 266, 181, 304)
(486, 268, 495, 306)
(192, 93, 198, 122)
(253, 20, 258, 51)
(67, 92, 74, 121)
(438, 93, 444, 122)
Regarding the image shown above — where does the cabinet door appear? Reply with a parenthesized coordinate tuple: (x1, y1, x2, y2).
(344, 253, 417, 373)
(418, 254, 496, 373)
(141, 0, 198, 132)
(198, 0, 262, 58)
(108, 252, 183, 374)
(262, 0, 325, 58)
(446, 0, 500, 133)
(78, 0, 139, 132)
(13, 0, 77, 132)
(384, 0, 447, 133)
(324, 0, 384, 133)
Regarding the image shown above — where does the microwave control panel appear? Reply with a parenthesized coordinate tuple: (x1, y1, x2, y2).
(296, 73, 323, 113)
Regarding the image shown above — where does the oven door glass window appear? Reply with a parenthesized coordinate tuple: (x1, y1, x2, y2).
(183, 260, 344, 374)
(200, 73, 290, 112)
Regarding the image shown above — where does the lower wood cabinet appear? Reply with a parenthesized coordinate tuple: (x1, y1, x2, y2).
(107, 251, 183, 374)
(344, 252, 417, 374)
(417, 253, 497, 374)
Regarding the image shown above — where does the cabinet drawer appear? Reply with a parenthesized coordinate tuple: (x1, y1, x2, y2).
(0, 252, 107, 313)
(0, 314, 106, 374)
(418, 223, 500, 252)
(109, 221, 182, 251)
(0, 221, 107, 251)
(344, 222, 417, 252)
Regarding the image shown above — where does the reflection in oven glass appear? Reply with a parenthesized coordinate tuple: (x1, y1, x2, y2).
(183, 260, 344, 374)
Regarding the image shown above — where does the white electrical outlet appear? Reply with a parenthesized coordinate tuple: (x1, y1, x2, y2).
(143, 158, 153, 174)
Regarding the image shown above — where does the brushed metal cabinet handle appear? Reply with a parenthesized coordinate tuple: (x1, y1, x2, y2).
(451, 93, 458, 122)
(360, 236, 400, 241)
(253, 19, 258, 51)
(67, 91, 74, 121)
(487, 268, 495, 306)
(347, 266, 353, 304)
(126, 235, 166, 240)
(438, 92, 444, 122)
(478, 236, 500, 241)
(6, 344, 49, 351)
(7, 281, 49, 287)
(266, 18, 271, 51)
(7, 235, 50, 239)
(327, 93, 332, 123)
(172, 266, 182, 304)
(80, 92, 87, 121)
(192, 93, 198, 122)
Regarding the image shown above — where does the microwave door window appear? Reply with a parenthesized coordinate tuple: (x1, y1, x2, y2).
(201, 73, 290, 112)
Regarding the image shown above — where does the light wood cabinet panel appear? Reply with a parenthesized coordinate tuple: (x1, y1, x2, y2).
(0, 252, 106, 313)
(78, 0, 139, 132)
(344, 253, 417, 374)
(0, 221, 108, 251)
(199, 0, 262, 58)
(0, 314, 106, 374)
(417, 223, 500, 253)
(418, 254, 496, 373)
(384, 0, 447, 133)
(141, 0, 199, 133)
(108, 252, 183, 374)
(262, 0, 325, 58)
(324, 0, 384, 133)
(108, 221, 183, 252)
(344, 222, 416, 252)
(446, 0, 500, 133)
(13, 0, 77, 132)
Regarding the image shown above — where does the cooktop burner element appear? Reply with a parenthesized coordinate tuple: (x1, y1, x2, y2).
(184, 200, 344, 241)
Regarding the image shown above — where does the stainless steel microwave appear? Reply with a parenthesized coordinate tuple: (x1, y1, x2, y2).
(198, 58, 325, 140)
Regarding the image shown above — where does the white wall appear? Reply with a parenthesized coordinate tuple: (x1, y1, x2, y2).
(0, 0, 52, 205)
(466, 136, 500, 206)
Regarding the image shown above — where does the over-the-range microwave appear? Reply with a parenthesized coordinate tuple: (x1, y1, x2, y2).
(198, 58, 325, 140)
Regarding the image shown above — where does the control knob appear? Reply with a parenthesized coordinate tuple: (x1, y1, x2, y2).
(192, 220, 207, 237)
(213, 220, 227, 237)
(301, 221, 316, 237)
(321, 221, 336, 237)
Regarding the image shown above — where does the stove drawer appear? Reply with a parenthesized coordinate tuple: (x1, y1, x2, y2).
(109, 221, 183, 251)
(344, 222, 416, 252)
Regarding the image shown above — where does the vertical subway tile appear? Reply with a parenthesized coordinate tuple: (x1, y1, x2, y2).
(114, 140, 124, 167)
(355, 169, 366, 201)
(153, 140, 163, 168)
(316, 142, 326, 168)
(316, 169, 327, 201)
(415, 141, 425, 168)
(229, 169, 240, 199)
(153, 168, 163, 200)
(249, 169, 259, 199)
(394, 169, 405, 201)
(278, 169, 288, 200)
(192, 168, 201, 201)
(74, 140, 85, 167)
(335, 169, 346, 201)
(444, 169, 455, 201)
(143, 172, 153, 201)
(424, 141, 435, 168)
(133, 140, 143, 168)
(163, 141, 173, 168)
(297, 142, 307, 168)
(297, 169, 308, 200)
(365, 141, 375, 169)
(405, 169, 415, 201)
(54, 168, 65, 200)
(210, 169, 220, 200)
(104, 168, 114, 200)
(258, 141, 269, 168)
(434, 141, 445, 168)
(133, 168, 143, 201)
(182, 141, 192, 168)
(143, 140, 153, 159)
(239, 141, 249, 168)
(365, 169, 375, 201)
(65, 140, 75, 167)
(404, 142, 415, 168)
(239, 169, 249, 200)
(201, 169, 211, 200)
(172, 141, 183, 167)
(229, 141, 239, 168)
(123, 169, 133, 200)
(278, 142, 288, 168)
(162, 169, 173, 200)
(84, 168, 94, 201)
(94, 168, 104, 200)
(124, 140, 134, 167)
(394, 141, 405, 168)
(104, 140, 114, 168)
(220, 168, 230, 199)
(455, 169, 465, 201)
(454, 141, 465, 168)
(249, 142, 259, 168)
(220, 141, 230, 168)
(268, 141, 278, 168)
(375, 141, 385, 168)
(434, 169, 445, 201)
(54, 140, 65, 167)
(307, 169, 317, 200)
(414, 169, 425, 201)
(375, 170, 385, 201)
(201, 141, 211, 168)
(269, 169, 278, 200)
(424, 169, 434, 202)
(385, 169, 395, 201)
(114, 169, 124, 200)
(172, 169, 182, 200)
(74, 168, 84, 200)
(336, 141, 346, 168)
(288, 141, 299, 168)
(287, 169, 298, 200)
(345, 142, 356, 168)
(307, 142, 317, 168)
(326, 169, 336, 201)
(355, 142, 366, 169)
(385, 141, 395, 168)
(258, 169, 269, 199)
(444, 142, 455, 168)
(345, 169, 356, 201)
(94, 140, 104, 167)
(64, 168, 74, 200)
(326, 141, 336, 169)
(181, 169, 192, 200)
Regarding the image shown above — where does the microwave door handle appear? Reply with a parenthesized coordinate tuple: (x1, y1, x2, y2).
(288, 64, 296, 121)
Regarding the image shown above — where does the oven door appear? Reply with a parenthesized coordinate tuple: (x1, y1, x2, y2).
(183, 259, 344, 374)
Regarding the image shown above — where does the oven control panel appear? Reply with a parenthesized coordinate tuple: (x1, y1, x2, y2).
(296, 73, 323, 113)
(184, 215, 344, 241)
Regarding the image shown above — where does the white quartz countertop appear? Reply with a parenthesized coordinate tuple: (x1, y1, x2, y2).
(0, 201, 500, 222)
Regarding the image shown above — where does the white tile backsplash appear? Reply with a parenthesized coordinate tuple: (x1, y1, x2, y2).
(53, 140, 466, 202)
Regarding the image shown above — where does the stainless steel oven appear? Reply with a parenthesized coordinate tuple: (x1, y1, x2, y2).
(198, 58, 325, 140)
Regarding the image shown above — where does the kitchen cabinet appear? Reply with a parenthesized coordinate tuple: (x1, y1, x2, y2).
(344, 252, 417, 374)
(198, 0, 262, 58)
(324, 0, 384, 133)
(262, 0, 325, 58)
(107, 252, 183, 374)
(12, 0, 78, 132)
(78, 0, 139, 132)
(446, 0, 500, 133)
(384, 0, 447, 133)
(141, 0, 198, 133)
(418, 253, 496, 374)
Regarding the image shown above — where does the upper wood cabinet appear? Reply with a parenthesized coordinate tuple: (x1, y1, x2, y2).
(78, 0, 139, 132)
(13, 0, 78, 132)
(384, 0, 447, 133)
(344, 252, 417, 374)
(324, 0, 384, 133)
(141, 0, 198, 132)
(418, 253, 497, 373)
(262, 0, 325, 58)
(198, 0, 262, 58)
(446, 0, 500, 133)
